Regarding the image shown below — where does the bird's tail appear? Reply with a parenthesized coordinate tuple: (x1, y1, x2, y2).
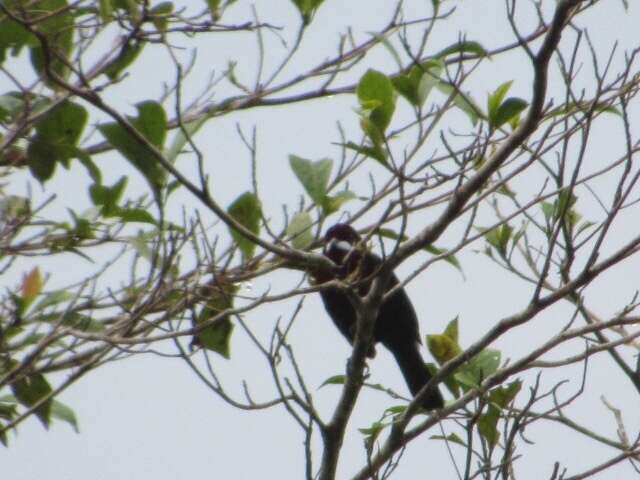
(391, 344, 444, 410)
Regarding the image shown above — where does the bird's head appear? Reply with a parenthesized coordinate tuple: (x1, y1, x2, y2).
(323, 223, 361, 265)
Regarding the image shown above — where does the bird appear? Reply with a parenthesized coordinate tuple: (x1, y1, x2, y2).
(313, 223, 444, 411)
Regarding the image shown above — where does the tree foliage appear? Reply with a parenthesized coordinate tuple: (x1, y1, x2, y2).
(1, 0, 640, 478)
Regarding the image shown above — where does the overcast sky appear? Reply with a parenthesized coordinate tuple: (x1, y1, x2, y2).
(2, 1, 639, 479)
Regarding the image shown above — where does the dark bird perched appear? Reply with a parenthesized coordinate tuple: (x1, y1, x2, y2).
(314, 223, 444, 411)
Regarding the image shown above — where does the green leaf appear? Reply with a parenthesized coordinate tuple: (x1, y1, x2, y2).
(392, 66, 423, 106)
(391, 76, 418, 106)
(376, 228, 407, 243)
(358, 420, 387, 436)
(50, 400, 79, 433)
(112, 0, 141, 19)
(98, 102, 167, 194)
(436, 41, 488, 59)
(541, 201, 555, 223)
(0, 1, 33, 64)
(115, 208, 156, 225)
(430, 433, 466, 446)
(287, 212, 313, 249)
(0, 358, 19, 379)
(492, 98, 528, 130)
(0, 396, 18, 422)
(319, 375, 346, 388)
(206, 0, 221, 21)
(38, 312, 105, 332)
(0, 395, 17, 447)
(89, 177, 127, 216)
(541, 189, 578, 226)
(290, 0, 324, 24)
(0, 93, 25, 122)
(359, 420, 389, 449)
(545, 101, 621, 119)
(165, 116, 207, 163)
(357, 69, 396, 137)
(149, 2, 173, 32)
(497, 184, 516, 198)
(27, 101, 88, 182)
(98, 0, 114, 22)
(427, 334, 462, 365)
(478, 405, 500, 447)
(289, 155, 333, 208)
(423, 244, 463, 274)
(485, 223, 513, 257)
(471, 349, 501, 376)
(323, 190, 356, 215)
(383, 405, 407, 416)
(454, 349, 501, 390)
(68, 211, 95, 241)
(417, 60, 444, 105)
(12, 373, 53, 428)
(343, 141, 387, 165)
(192, 284, 237, 358)
(575, 220, 595, 237)
(76, 151, 102, 184)
(508, 111, 522, 130)
(556, 188, 577, 218)
(487, 81, 512, 124)
(478, 381, 522, 448)
(28, 0, 74, 85)
(227, 192, 262, 260)
(73, 6, 99, 17)
(197, 316, 233, 358)
(33, 290, 74, 312)
(392, 60, 443, 107)
(444, 316, 459, 344)
(566, 209, 581, 229)
(103, 41, 144, 80)
(489, 380, 521, 409)
(510, 223, 526, 249)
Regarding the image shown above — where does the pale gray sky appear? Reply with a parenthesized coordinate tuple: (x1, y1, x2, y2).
(2, 1, 639, 479)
